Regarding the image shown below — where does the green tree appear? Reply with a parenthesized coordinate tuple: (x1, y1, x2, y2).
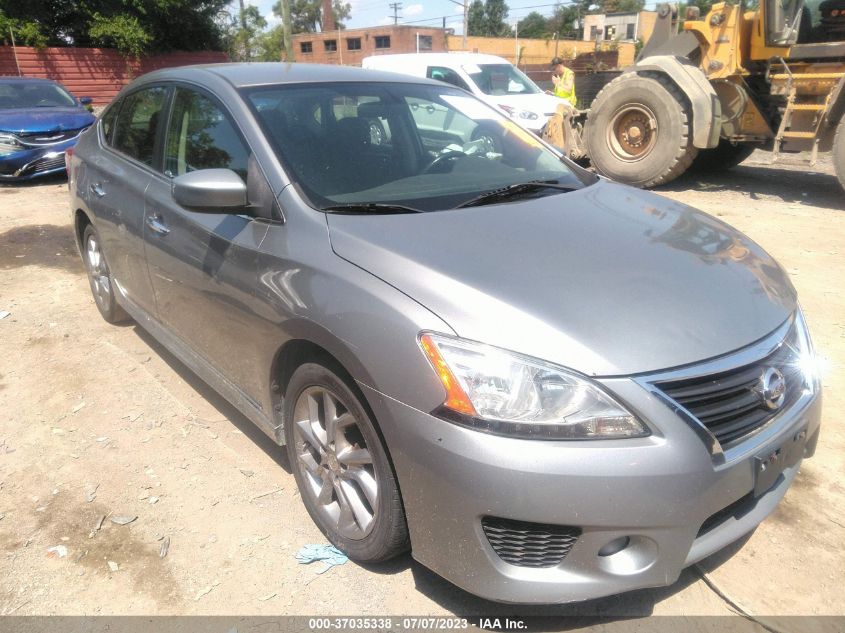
(0, 0, 230, 54)
(0, 10, 48, 47)
(601, 0, 645, 13)
(517, 11, 548, 38)
(467, 0, 485, 36)
(254, 24, 285, 61)
(546, 4, 581, 39)
(272, 0, 351, 33)
(226, 1, 267, 61)
(467, 0, 511, 37)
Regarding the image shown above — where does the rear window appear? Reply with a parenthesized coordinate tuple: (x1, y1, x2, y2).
(112, 86, 169, 167)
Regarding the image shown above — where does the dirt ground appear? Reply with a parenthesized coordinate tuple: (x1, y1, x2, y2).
(0, 152, 843, 622)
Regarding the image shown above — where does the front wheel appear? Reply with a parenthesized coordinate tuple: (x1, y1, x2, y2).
(585, 72, 698, 188)
(284, 362, 409, 562)
(833, 117, 845, 191)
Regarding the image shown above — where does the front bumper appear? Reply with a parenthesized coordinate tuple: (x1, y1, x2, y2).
(0, 137, 78, 181)
(362, 359, 821, 604)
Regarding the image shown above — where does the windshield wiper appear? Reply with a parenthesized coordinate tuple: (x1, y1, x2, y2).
(457, 180, 577, 208)
(322, 203, 422, 215)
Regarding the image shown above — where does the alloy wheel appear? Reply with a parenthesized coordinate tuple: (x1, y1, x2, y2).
(292, 386, 379, 540)
(85, 234, 111, 309)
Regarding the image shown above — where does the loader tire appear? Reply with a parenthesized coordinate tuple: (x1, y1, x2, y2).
(585, 72, 698, 188)
(690, 140, 756, 172)
(834, 117, 845, 191)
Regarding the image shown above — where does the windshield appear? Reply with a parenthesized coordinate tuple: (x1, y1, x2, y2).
(0, 82, 77, 109)
(244, 82, 588, 212)
(464, 64, 541, 96)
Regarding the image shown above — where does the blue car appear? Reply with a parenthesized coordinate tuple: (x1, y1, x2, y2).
(0, 77, 96, 182)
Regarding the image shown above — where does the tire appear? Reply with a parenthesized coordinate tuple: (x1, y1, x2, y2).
(81, 224, 130, 324)
(834, 117, 845, 191)
(585, 72, 698, 188)
(690, 140, 756, 172)
(284, 362, 409, 562)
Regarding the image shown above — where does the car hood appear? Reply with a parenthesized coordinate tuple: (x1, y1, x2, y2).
(0, 107, 95, 134)
(326, 179, 796, 376)
(490, 92, 562, 116)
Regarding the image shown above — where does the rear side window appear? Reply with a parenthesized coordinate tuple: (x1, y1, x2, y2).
(164, 88, 250, 180)
(100, 103, 119, 145)
(112, 86, 168, 166)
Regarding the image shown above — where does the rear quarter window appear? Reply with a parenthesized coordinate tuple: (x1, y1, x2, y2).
(112, 86, 169, 167)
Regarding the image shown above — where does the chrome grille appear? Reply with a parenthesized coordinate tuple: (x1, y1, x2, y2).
(17, 128, 84, 145)
(655, 325, 804, 447)
(29, 153, 67, 175)
(481, 516, 580, 568)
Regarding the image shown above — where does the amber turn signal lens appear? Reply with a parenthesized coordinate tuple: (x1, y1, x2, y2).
(419, 334, 477, 416)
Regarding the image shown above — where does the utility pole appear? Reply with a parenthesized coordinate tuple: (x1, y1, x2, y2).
(389, 2, 402, 25)
(280, 0, 293, 62)
(445, 0, 468, 50)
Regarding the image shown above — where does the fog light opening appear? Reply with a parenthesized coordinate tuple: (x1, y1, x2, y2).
(598, 536, 630, 557)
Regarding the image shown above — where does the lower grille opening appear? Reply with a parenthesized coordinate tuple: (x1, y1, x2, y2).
(697, 493, 756, 538)
(481, 516, 580, 568)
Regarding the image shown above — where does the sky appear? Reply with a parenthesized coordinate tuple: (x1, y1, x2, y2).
(242, 0, 656, 35)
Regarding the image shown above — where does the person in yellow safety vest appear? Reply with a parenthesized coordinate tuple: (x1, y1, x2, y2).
(546, 57, 577, 108)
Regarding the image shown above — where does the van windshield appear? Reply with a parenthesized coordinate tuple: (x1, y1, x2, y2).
(243, 82, 589, 213)
(463, 64, 541, 96)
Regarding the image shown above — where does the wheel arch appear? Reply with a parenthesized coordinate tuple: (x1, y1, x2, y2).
(73, 208, 92, 252)
(267, 320, 383, 443)
(633, 55, 722, 149)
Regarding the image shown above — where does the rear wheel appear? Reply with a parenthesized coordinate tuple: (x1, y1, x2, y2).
(833, 117, 845, 191)
(284, 362, 409, 562)
(690, 140, 756, 172)
(585, 72, 698, 188)
(82, 224, 130, 324)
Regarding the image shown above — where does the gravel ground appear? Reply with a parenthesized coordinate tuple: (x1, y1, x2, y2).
(0, 152, 843, 621)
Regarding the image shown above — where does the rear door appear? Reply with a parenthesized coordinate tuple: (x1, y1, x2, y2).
(143, 85, 271, 404)
(89, 85, 169, 316)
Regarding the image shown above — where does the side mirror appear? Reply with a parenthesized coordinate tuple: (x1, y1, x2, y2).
(79, 97, 93, 105)
(172, 169, 247, 212)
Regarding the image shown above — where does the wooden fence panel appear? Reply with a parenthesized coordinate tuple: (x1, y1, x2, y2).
(0, 46, 228, 105)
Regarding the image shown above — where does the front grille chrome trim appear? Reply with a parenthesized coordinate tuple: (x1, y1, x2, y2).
(635, 315, 813, 461)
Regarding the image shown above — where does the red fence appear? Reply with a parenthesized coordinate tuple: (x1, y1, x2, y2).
(0, 46, 229, 105)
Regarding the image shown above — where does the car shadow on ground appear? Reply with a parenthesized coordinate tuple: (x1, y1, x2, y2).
(659, 163, 845, 212)
(130, 325, 291, 474)
(0, 223, 81, 272)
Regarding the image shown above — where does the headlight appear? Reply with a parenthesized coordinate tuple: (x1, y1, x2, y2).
(0, 134, 22, 156)
(793, 308, 819, 391)
(419, 333, 648, 440)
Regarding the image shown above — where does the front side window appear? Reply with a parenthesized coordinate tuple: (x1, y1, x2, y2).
(463, 64, 541, 96)
(244, 82, 588, 212)
(0, 81, 77, 109)
(112, 86, 168, 166)
(164, 88, 250, 180)
(765, 0, 804, 45)
(426, 66, 470, 91)
(375, 35, 391, 49)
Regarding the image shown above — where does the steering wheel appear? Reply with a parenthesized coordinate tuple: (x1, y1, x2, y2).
(422, 150, 468, 174)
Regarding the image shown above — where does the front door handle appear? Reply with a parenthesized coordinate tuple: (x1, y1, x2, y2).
(90, 182, 106, 198)
(146, 214, 170, 236)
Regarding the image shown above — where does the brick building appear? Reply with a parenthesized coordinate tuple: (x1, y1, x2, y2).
(291, 25, 450, 65)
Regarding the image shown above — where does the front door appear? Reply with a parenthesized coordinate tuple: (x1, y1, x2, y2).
(142, 86, 270, 405)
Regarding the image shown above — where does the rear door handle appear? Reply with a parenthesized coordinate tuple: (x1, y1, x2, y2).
(146, 214, 170, 236)
(90, 182, 106, 198)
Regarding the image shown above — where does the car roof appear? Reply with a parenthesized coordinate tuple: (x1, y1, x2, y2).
(134, 62, 443, 89)
(363, 53, 510, 67)
(0, 76, 60, 84)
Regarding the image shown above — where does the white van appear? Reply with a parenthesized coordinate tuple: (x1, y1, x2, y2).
(362, 53, 564, 133)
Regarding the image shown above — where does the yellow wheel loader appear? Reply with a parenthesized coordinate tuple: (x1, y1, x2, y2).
(575, 0, 845, 189)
